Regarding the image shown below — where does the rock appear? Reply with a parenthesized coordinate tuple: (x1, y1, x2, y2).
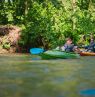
(0, 25, 21, 53)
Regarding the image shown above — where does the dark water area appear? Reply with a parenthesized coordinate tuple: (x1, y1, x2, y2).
(0, 54, 95, 97)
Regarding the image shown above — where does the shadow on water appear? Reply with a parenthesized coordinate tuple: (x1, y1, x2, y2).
(0, 54, 95, 97)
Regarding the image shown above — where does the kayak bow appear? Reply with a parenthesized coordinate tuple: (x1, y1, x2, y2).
(80, 52, 95, 56)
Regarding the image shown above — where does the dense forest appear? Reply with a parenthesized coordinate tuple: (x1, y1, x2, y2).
(0, 0, 95, 51)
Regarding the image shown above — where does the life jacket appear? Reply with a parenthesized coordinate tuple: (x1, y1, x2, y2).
(64, 44, 74, 52)
(87, 43, 95, 52)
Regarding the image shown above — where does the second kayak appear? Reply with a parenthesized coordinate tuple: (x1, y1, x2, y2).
(80, 52, 95, 56)
(40, 50, 80, 59)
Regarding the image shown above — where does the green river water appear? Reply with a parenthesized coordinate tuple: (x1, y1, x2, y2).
(0, 54, 95, 97)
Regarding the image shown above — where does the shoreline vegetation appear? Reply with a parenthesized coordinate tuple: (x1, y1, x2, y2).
(0, 1, 95, 53)
(0, 25, 94, 54)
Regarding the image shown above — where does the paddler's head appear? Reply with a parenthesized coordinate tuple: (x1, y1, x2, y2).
(66, 38, 72, 44)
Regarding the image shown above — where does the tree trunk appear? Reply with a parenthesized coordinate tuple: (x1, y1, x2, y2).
(25, 0, 28, 15)
(71, 0, 76, 30)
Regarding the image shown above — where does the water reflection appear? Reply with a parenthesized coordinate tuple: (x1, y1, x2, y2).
(0, 55, 95, 97)
(48, 77, 64, 84)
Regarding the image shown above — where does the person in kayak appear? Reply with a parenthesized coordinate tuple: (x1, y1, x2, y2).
(85, 38, 95, 52)
(61, 38, 80, 53)
(83, 33, 95, 52)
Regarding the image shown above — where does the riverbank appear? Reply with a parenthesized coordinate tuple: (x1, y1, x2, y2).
(0, 53, 30, 56)
(0, 25, 21, 53)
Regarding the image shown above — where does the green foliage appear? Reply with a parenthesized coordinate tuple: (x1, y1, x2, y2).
(20, 1, 77, 49)
(76, 10, 95, 34)
(3, 43, 10, 49)
(0, 0, 95, 49)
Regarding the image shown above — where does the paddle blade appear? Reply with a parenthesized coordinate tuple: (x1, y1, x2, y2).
(30, 48, 44, 54)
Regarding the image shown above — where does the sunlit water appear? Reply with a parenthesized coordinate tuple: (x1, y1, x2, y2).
(0, 54, 95, 97)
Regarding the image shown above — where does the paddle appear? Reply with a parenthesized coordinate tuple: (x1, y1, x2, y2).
(30, 48, 44, 54)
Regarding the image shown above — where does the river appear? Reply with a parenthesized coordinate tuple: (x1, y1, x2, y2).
(0, 54, 95, 97)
